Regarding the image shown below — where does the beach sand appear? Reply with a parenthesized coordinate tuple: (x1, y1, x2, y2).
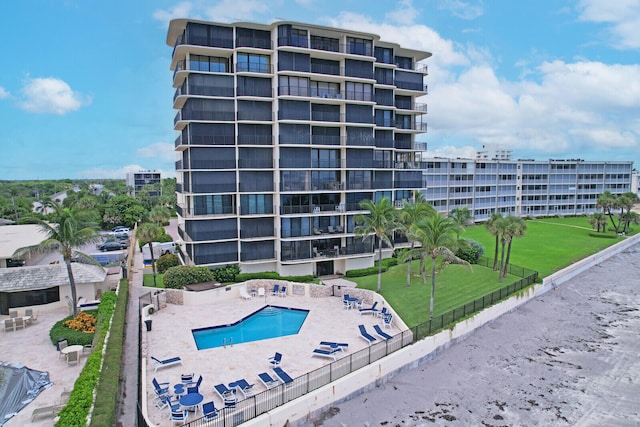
(309, 244, 640, 426)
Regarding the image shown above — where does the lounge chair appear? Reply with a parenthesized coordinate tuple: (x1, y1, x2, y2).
(202, 401, 219, 420)
(319, 341, 349, 352)
(272, 366, 294, 385)
(239, 286, 252, 300)
(232, 379, 256, 397)
(358, 324, 377, 344)
(359, 301, 379, 315)
(151, 356, 183, 372)
(257, 372, 279, 389)
(268, 352, 282, 367)
(312, 347, 341, 360)
(373, 324, 393, 340)
(213, 383, 235, 399)
(278, 286, 287, 297)
(271, 284, 280, 296)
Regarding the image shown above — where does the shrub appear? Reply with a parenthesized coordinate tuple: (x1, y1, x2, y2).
(63, 312, 97, 333)
(163, 265, 216, 289)
(49, 310, 98, 347)
(156, 253, 180, 274)
(456, 239, 485, 264)
(346, 266, 384, 277)
(212, 264, 240, 283)
(236, 272, 280, 282)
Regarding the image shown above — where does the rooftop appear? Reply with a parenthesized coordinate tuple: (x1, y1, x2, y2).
(0, 263, 106, 292)
(0, 224, 47, 260)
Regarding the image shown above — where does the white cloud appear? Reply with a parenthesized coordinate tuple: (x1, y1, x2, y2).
(18, 77, 91, 115)
(0, 87, 9, 99)
(436, 0, 484, 20)
(422, 145, 477, 159)
(385, 0, 420, 25)
(77, 165, 176, 180)
(153, 1, 194, 25)
(135, 142, 176, 162)
(202, 0, 275, 23)
(577, 0, 640, 49)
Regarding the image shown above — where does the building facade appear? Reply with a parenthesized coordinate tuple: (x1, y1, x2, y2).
(167, 19, 430, 276)
(126, 170, 162, 197)
(421, 158, 633, 221)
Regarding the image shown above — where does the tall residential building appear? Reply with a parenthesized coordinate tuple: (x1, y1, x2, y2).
(126, 170, 162, 197)
(167, 19, 430, 276)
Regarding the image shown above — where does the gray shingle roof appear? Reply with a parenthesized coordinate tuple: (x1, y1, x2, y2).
(0, 263, 106, 292)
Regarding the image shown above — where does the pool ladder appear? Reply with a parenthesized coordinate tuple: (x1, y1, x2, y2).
(223, 337, 233, 348)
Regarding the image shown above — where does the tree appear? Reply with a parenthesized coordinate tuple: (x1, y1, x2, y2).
(398, 192, 434, 287)
(449, 206, 474, 238)
(136, 222, 165, 287)
(149, 205, 172, 226)
(485, 212, 504, 271)
(617, 192, 640, 233)
(596, 191, 619, 232)
(12, 202, 101, 317)
(354, 197, 397, 293)
(588, 212, 607, 232)
(102, 195, 146, 228)
(500, 216, 527, 281)
(403, 213, 469, 319)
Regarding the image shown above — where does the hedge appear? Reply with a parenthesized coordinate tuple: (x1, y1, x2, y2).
(163, 265, 216, 289)
(345, 258, 397, 278)
(55, 291, 117, 426)
(235, 272, 315, 283)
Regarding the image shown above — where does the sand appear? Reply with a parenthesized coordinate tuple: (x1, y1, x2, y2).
(309, 244, 640, 426)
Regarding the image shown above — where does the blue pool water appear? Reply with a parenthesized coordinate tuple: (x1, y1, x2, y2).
(192, 305, 309, 350)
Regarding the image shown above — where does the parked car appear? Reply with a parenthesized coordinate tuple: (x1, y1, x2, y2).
(6, 258, 26, 267)
(98, 241, 125, 252)
(111, 226, 130, 234)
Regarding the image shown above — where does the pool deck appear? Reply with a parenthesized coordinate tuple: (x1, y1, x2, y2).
(144, 290, 399, 426)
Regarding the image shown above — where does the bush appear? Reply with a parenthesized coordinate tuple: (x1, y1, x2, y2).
(456, 239, 485, 264)
(63, 312, 97, 333)
(156, 253, 180, 274)
(49, 310, 98, 347)
(138, 231, 173, 249)
(211, 264, 240, 283)
(234, 272, 315, 283)
(346, 266, 384, 278)
(163, 265, 216, 289)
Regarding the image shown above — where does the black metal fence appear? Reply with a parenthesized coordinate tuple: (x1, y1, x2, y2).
(150, 259, 537, 427)
(137, 291, 153, 427)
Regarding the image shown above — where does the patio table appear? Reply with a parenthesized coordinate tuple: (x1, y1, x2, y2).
(179, 392, 203, 414)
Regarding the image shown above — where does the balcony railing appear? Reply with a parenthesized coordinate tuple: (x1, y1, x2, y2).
(236, 62, 274, 74)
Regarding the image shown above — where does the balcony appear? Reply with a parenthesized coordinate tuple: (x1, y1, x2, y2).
(395, 81, 428, 92)
(236, 62, 274, 74)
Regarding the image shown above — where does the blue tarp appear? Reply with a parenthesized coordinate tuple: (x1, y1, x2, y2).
(0, 363, 52, 425)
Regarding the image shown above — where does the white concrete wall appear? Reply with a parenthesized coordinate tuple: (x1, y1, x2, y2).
(278, 263, 314, 277)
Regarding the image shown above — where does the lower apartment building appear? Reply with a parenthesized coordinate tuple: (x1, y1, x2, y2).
(166, 18, 633, 277)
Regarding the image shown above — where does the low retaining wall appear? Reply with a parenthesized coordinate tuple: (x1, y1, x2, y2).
(243, 234, 640, 427)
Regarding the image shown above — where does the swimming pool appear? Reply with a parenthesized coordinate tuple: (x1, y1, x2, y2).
(192, 305, 309, 350)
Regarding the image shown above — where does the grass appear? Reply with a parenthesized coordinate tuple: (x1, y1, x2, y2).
(462, 216, 625, 277)
(351, 259, 519, 327)
(143, 271, 164, 288)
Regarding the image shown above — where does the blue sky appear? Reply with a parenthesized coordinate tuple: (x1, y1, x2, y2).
(1, 0, 638, 180)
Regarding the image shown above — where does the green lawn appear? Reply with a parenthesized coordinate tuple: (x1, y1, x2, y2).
(351, 260, 519, 327)
(462, 217, 624, 277)
(143, 272, 164, 288)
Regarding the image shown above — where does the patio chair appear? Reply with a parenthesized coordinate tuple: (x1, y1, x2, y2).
(150, 356, 183, 372)
(271, 284, 280, 296)
(202, 401, 219, 420)
(268, 352, 282, 367)
(358, 324, 377, 345)
(278, 286, 287, 297)
(312, 347, 341, 360)
(9, 310, 18, 318)
(29, 310, 39, 323)
(67, 350, 80, 366)
(373, 324, 393, 340)
(272, 366, 294, 385)
(257, 372, 279, 389)
(239, 286, 252, 300)
(185, 375, 203, 392)
(383, 313, 393, 329)
(233, 379, 256, 397)
(376, 307, 388, 318)
(359, 301, 379, 315)
(319, 341, 349, 352)
(257, 287, 265, 297)
(14, 317, 25, 330)
(181, 373, 194, 384)
(82, 344, 93, 354)
(170, 408, 188, 426)
(3, 319, 13, 332)
(152, 377, 170, 396)
(328, 225, 336, 233)
(58, 339, 69, 359)
(25, 308, 33, 317)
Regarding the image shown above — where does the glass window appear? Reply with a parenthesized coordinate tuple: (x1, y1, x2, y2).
(237, 53, 270, 73)
(279, 76, 309, 96)
(345, 82, 372, 101)
(309, 81, 340, 98)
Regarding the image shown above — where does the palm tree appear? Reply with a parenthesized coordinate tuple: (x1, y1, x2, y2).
(500, 216, 527, 281)
(485, 212, 503, 271)
(398, 193, 434, 287)
(403, 213, 470, 319)
(354, 197, 397, 293)
(149, 205, 172, 226)
(136, 222, 164, 287)
(588, 212, 607, 232)
(12, 201, 101, 317)
(597, 191, 619, 232)
(449, 206, 474, 238)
